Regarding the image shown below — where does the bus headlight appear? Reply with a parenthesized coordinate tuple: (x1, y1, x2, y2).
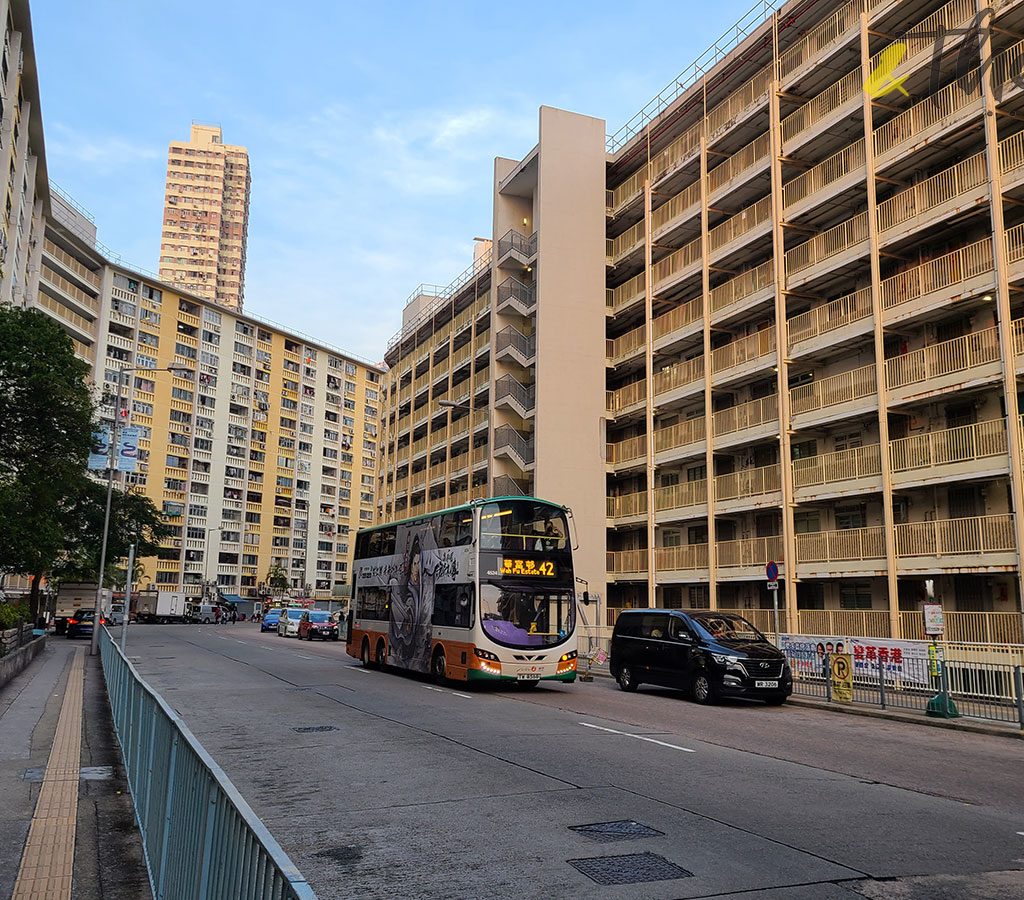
(474, 648, 500, 661)
(560, 651, 577, 662)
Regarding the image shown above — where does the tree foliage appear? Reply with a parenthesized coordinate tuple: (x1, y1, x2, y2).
(266, 564, 289, 596)
(0, 308, 94, 618)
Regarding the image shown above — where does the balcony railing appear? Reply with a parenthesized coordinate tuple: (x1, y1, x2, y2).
(783, 139, 864, 209)
(714, 464, 780, 502)
(496, 229, 536, 261)
(655, 543, 708, 571)
(608, 433, 646, 466)
(655, 479, 707, 511)
(894, 514, 1016, 558)
(608, 379, 646, 414)
(607, 492, 647, 518)
(711, 327, 775, 374)
(778, 0, 858, 80)
(652, 236, 701, 291)
(796, 526, 886, 563)
(494, 375, 535, 413)
(496, 277, 536, 313)
(876, 150, 987, 235)
(884, 326, 1000, 391)
(785, 211, 868, 278)
(790, 364, 876, 416)
(655, 417, 706, 454)
(889, 419, 1008, 474)
(899, 610, 1024, 644)
(874, 71, 981, 158)
(781, 69, 861, 145)
(607, 548, 648, 574)
(653, 296, 702, 341)
(707, 195, 772, 255)
(713, 394, 778, 437)
(792, 444, 882, 489)
(653, 355, 704, 397)
(495, 325, 536, 362)
(717, 535, 783, 568)
(608, 324, 646, 363)
(879, 237, 993, 313)
(492, 424, 534, 466)
(610, 219, 645, 260)
(707, 132, 769, 195)
(43, 239, 101, 289)
(652, 182, 701, 234)
(787, 287, 872, 348)
(705, 63, 771, 139)
(650, 122, 701, 184)
(710, 260, 773, 313)
(610, 272, 645, 313)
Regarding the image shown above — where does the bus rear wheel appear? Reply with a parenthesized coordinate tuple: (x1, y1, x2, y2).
(361, 639, 372, 668)
(432, 648, 447, 685)
(375, 640, 386, 667)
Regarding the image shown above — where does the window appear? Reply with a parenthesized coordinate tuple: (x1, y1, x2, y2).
(839, 582, 873, 610)
(356, 586, 389, 620)
(431, 583, 473, 628)
(835, 506, 866, 530)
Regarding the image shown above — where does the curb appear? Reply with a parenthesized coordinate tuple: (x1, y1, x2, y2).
(578, 666, 1024, 740)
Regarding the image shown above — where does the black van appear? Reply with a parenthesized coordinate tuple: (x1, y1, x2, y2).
(609, 609, 791, 705)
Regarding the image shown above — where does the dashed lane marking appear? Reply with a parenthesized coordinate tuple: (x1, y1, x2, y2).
(579, 721, 695, 753)
(423, 685, 472, 700)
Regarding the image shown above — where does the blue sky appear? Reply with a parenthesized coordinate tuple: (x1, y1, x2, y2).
(33, 1, 758, 362)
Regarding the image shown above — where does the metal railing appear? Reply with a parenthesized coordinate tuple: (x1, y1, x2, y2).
(708, 194, 772, 254)
(607, 491, 647, 518)
(785, 211, 868, 277)
(492, 424, 535, 466)
(653, 355, 704, 396)
(781, 69, 861, 145)
(653, 296, 702, 340)
(876, 151, 987, 235)
(608, 324, 646, 363)
(885, 327, 1000, 390)
(717, 535, 784, 568)
(495, 277, 536, 314)
(494, 326, 536, 363)
(655, 416, 706, 453)
(98, 627, 316, 899)
(652, 182, 701, 234)
(792, 444, 882, 489)
(787, 287, 872, 347)
(790, 363, 876, 416)
(708, 132, 770, 196)
(608, 433, 646, 465)
(879, 237, 993, 313)
(655, 479, 708, 512)
(712, 393, 778, 437)
(778, 0, 857, 79)
(493, 474, 529, 496)
(710, 260, 773, 312)
(496, 229, 536, 261)
(889, 418, 1008, 474)
(711, 327, 775, 374)
(652, 236, 702, 292)
(783, 139, 864, 209)
(715, 463, 780, 501)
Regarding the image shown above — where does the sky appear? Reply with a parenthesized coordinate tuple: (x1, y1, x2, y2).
(33, 0, 760, 363)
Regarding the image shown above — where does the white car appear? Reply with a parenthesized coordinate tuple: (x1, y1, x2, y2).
(277, 608, 306, 637)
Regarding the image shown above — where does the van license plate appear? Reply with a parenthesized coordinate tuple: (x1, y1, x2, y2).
(517, 673, 541, 682)
(755, 680, 779, 689)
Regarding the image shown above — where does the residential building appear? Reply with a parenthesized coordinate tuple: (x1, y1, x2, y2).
(158, 124, 251, 310)
(381, 0, 1024, 645)
(92, 261, 382, 600)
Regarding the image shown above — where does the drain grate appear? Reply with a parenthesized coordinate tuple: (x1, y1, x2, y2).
(567, 852, 692, 886)
(569, 820, 664, 843)
(291, 725, 338, 733)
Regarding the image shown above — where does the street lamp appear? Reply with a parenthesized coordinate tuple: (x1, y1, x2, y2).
(91, 364, 191, 656)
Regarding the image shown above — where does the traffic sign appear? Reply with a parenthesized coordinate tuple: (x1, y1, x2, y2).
(765, 560, 778, 581)
(765, 580, 779, 591)
(831, 653, 853, 703)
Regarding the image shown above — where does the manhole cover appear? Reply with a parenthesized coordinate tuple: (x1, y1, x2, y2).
(567, 852, 692, 885)
(291, 725, 338, 733)
(570, 820, 664, 843)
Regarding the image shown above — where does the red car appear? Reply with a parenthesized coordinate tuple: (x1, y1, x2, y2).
(297, 610, 339, 641)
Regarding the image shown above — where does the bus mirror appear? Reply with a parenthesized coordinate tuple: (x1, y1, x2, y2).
(581, 591, 591, 606)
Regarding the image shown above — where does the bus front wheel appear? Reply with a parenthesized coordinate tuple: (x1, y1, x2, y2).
(361, 639, 372, 668)
(432, 648, 447, 685)
(375, 640, 387, 667)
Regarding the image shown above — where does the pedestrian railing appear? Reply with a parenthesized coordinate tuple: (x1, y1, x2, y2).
(783, 647, 1024, 729)
(98, 627, 317, 899)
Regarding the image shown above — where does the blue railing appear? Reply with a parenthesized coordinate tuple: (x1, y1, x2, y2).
(99, 627, 317, 899)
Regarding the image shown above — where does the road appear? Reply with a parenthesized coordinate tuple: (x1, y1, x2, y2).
(117, 624, 1024, 899)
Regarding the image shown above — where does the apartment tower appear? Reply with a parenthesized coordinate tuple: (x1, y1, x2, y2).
(380, 0, 1024, 645)
(159, 124, 251, 309)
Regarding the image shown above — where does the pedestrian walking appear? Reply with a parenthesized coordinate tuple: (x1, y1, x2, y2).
(214, 605, 221, 625)
(230, 608, 237, 624)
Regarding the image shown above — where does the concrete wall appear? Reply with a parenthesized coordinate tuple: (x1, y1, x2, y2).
(532, 106, 608, 612)
(0, 634, 45, 690)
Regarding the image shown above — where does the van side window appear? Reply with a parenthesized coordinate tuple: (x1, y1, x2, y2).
(639, 614, 670, 638)
(615, 614, 640, 637)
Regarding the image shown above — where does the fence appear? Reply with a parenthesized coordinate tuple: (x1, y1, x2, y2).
(782, 646, 1024, 728)
(98, 627, 316, 899)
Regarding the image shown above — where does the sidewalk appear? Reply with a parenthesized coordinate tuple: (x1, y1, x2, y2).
(0, 637, 151, 899)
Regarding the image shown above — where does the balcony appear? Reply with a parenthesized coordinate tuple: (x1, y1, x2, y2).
(493, 374, 535, 418)
(783, 139, 865, 221)
(496, 229, 536, 265)
(607, 491, 646, 524)
(608, 323, 645, 367)
(43, 240, 101, 290)
(894, 515, 1017, 573)
(494, 325, 536, 367)
(707, 195, 772, 264)
(792, 444, 883, 502)
(651, 182, 701, 242)
(654, 480, 707, 522)
(655, 544, 708, 578)
(610, 218, 645, 263)
(496, 277, 536, 317)
(609, 272, 645, 315)
(885, 327, 1001, 405)
(707, 133, 769, 201)
(653, 355, 704, 404)
(796, 526, 886, 578)
(652, 236, 701, 296)
(607, 548, 648, 578)
(787, 288, 872, 356)
(785, 212, 868, 288)
(890, 419, 1009, 489)
(709, 261, 773, 324)
(710, 327, 776, 384)
(714, 464, 781, 513)
(789, 364, 876, 428)
(782, 69, 861, 153)
(652, 296, 702, 351)
(608, 433, 646, 470)
(712, 394, 778, 448)
(607, 379, 646, 417)
(716, 536, 784, 581)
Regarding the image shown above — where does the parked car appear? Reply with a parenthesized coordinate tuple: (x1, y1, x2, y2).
(277, 608, 306, 638)
(298, 610, 339, 641)
(104, 602, 125, 626)
(610, 609, 792, 706)
(66, 609, 96, 639)
(260, 609, 283, 632)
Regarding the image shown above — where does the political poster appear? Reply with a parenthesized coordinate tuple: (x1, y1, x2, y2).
(779, 633, 932, 686)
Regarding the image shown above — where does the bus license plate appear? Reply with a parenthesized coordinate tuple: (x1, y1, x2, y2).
(755, 680, 779, 689)
(517, 672, 541, 682)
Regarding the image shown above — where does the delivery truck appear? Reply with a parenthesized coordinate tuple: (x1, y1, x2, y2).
(135, 591, 191, 624)
(54, 583, 110, 634)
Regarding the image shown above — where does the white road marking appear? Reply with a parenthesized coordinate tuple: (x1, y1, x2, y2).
(296, 654, 313, 660)
(234, 640, 247, 644)
(579, 721, 695, 753)
(353, 668, 371, 674)
(1017, 831, 1024, 836)
(423, 685, 472, 700)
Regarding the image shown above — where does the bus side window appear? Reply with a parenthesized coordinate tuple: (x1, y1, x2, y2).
(380, 527, 397, 555)
(432, 584, 473, 628)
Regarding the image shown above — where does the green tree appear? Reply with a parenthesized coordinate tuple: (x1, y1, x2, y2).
(0, 308, 94, 621)
(52, 481, 173, 586)
(266, 564, 289, 601)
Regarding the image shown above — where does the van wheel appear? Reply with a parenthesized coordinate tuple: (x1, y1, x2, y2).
(361, 639, 372, 668)
(375, 640, 386, 667)
(203, 618, 211, 624)
(432, 648, 447, 685)
(691, 672, 716, 705)
(617, 666, 638, 692)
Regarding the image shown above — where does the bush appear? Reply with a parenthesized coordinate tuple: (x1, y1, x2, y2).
(0, 601, 29, 630)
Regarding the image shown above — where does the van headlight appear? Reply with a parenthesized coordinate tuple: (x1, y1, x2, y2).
(710, 653, 741, 666)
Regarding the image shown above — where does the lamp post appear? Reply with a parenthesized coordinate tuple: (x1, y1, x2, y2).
(91, 364, 189, 656)
(204, 524, 224, 601)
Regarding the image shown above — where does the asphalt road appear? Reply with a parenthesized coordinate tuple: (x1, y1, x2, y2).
(117, 624, 1024, 899)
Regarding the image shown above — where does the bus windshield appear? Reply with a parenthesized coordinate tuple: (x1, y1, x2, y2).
(478, 500, 574, 649)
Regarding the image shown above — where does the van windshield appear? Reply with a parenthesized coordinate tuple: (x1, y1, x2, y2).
(689, 613, 764, 644)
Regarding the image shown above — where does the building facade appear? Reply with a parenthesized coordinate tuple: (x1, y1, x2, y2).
(158, 124, 251, 310)
(380, 0, 1024, 644)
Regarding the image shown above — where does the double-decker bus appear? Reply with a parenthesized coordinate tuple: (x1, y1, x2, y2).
(346, 496, 579, 685)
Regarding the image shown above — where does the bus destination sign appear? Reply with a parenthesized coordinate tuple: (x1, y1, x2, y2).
(499, 558, 557, 577)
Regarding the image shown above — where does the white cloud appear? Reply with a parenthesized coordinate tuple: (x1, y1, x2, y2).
(46, 123, 161, 174)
